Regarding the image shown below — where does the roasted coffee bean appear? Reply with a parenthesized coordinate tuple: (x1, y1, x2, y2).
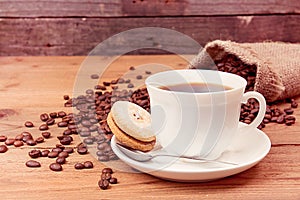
(63, 95, 70, 100)
(91, 74, 99, 79)
(127, 83, 134, 88)
(13, 140, 23, 147)
(98, 155, 109, 162)
(46, 118, 55, 125)
(41, 150, 50, 157)
(95, 85, 106, 90)
(60, 137, 72, 145)
(145, 70, 151, 74)
(5, 138, 15, 146)
(97, 142, 109, 150)
(83, 138, 94, 145)
(276, 115, 285, 124)
(77, 147, 88, 155)
(41, 132, 51, 139)
(48, 151, 59, 158)
(83, 161, 93, 169)
(15, 134, 23, 141)
(22, 135, 33, 143)
(0, 145, 8, 153)
(74, 163, 85, 169)
(284, 108, 294, 115)
(0, 135, 7, 142)
(109, 177, 118, 184)
(285, 115, 296, 121)
(81, 120, 92, 127)
(25, 121, 34, 127)
(111, 79, 118, 84)
(57, 121, 68, 127)
(56, 157, 66, 164)
(26, 160, 41, 168)
(291, 100, 298, 108)
(118, 78, 125, 83)
(26, 139, 37, 146)
(136, 75, 143, 79)
(49, 163, 62, 171)
(58, 111, 67, 118)
(49, 112, 58, 118)
(56, 144, 65, 150)
(35, 137, 44, 143)
(63, 129, 72, 135)
(285, 120, 295, 126)
(28, 149, 41, 158)
(98, 179, 109, 190)
(52, 148, 63, 153)
(129, 66, 135, 70)
(63, 147, 74, 154)
(102, 167, 113, 174)
(96, 150, 105, 157)
(58, 151, 69, 158)
(79, 131, 91, 137)
(103, 81, 110, 86)
(101, 172, 112, 180)
(68, 124, 77, 130)
(39, 124, 49, 131)
(40, 113, 49, 122)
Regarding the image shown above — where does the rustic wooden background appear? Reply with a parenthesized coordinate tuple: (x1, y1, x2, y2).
(0, 0, 300, 56)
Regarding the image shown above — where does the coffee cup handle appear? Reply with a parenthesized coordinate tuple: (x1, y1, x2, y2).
(241, 91, 267, 129)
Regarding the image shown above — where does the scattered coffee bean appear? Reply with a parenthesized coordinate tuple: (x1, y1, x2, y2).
(63, 95, 70, 100)
(28, 149, 41, 158)
(57, 121, 68, 127)
(56, 157, 66, 164)
(98, 179, 109, 190)
(59, 136, 73, 145)
(284, 108, 294, 115)
(48, 151, 59, 158)
(101, 172, 112, 180)
(22, 135, 33, 143)
(26, 160, 41, 168)
(98, 155, 109, 162)
(83, 161, 93, 169)
(52, 147, 63, 153)
(58, 151, 69, 158)
(102, 167, 113, 174)
(77, 146, 88, 155)
(49, 163, 62, 171)
(95, 85, 106, 90)
(26, 139, 37, 146)
(145, 70, 151, 74)
(129, 66, 135, 70)
(103, 81, 110, 86)
(41, 132, 51, 139)
(39, 124, 49, 131)
(25, 121, 34, 127)
(5, 138, 15, 146)
(49, 112, 58, 118)
(63, 147, 74, 154)
(35, 137, 44, 143)
(136, 75, 142, 79)
(56, 144, 65, 150)
(41, 150, 50, 157)
(40, 113, 49, 122)
(83, 138, 94, 145)
(109, 177, 118, 184)
(91, 74, 99, 79)
(13, 140, 23, 147)
(125, 79, 131, 83)
(15, 134, 23, 141)
(46, 118, 55, 125)
(0, 145, 8, 153)
(74, 163, 85, 169)
(58, 111, 67, 118)
(0, 135, 7, 142)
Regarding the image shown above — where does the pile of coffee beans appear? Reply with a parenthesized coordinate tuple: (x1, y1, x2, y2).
(214, 54, 297, 128)
(98, 167, 118, 190)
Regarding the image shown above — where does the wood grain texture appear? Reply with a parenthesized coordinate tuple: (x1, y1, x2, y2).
(1, 15, 300, 56)
(0, 56, 299, 200)
(0, 0, 299, 17)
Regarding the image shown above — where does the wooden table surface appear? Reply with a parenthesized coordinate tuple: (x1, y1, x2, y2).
(0, 56, 299, 200)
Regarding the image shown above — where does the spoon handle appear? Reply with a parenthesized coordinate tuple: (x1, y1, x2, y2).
(151, 154, 238, 166)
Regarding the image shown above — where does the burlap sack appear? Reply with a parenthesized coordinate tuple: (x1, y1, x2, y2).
(189, 40, 300, 102)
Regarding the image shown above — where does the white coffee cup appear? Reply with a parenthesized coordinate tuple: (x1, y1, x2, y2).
(145, 69, 266, 159)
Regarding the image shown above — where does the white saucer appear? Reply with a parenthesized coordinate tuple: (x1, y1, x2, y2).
(110, 122, 271, 182)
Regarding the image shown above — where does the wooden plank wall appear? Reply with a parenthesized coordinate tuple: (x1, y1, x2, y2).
(0, 0, 300, 56)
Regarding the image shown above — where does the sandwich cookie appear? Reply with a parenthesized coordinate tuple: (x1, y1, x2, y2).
(107, 101, 156, 152)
